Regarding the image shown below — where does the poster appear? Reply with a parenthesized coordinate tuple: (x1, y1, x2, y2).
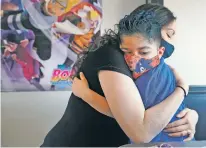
(1, 0, 102, 92)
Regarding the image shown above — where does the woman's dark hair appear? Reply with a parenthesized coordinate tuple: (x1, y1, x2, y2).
(73, 4, 176, 75)
(90, 4, 176, 52)
(130, 4, 176, 28)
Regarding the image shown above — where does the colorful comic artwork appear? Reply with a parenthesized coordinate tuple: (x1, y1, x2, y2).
(1, 0, 102, 91)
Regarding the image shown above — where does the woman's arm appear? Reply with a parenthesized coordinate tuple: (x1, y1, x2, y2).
(81, 89, 113, 117)
(98, 70, 187, 143)
(73, 72, 197, 142)
(72, 72, 113, 117)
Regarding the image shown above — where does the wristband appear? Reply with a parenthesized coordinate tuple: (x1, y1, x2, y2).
(177, 86, 187, 97)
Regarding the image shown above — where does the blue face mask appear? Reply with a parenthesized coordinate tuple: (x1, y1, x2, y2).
(161, 39, 175, 59)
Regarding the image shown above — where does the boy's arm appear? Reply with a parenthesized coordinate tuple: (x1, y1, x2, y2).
(83, 89, 113, 118)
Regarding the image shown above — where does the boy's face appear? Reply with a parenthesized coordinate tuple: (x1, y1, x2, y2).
(120, 34, 165, 71)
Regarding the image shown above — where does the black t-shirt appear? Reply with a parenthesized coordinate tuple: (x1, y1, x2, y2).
(41, 43, 133, 147)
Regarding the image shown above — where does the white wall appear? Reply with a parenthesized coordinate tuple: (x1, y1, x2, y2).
(101, 0, 145, 32)
(1, 91, 71, 147)
(1, 0, 145, 147)
(164, 0, 206, 85)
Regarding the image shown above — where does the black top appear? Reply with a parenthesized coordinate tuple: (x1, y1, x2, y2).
(41, 43, 133, 147)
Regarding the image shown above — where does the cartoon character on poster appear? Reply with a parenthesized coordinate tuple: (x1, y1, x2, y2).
(1, 0, 68, 60)
(1, 0, 102, 92)
(50, 0, 102, 90)
(1, 30, 45, 91)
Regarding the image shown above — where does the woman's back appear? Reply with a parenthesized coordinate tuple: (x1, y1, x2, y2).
(41, 44, 131, 147)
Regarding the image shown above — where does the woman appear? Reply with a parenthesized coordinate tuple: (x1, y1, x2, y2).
(71, 4, 196, 142)
(41, 4, 198, 147)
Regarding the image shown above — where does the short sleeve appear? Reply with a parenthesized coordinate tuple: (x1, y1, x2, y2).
(90, 44, 132, 78)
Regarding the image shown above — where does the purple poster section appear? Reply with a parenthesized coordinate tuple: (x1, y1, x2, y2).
(1, 0, 102, 92)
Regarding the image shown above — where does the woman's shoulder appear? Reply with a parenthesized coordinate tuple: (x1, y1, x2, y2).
(80, 43, 132, 79)
(86, 43, 132, 77)
(92, 43, 123, 57)
(90, 43, 124, 65)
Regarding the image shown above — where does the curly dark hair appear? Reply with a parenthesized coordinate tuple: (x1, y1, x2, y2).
(89, 4, 176, 51)
(73, 4, 176, 76)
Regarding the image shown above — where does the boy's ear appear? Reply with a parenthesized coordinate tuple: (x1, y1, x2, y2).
(158, 46, 165, 59)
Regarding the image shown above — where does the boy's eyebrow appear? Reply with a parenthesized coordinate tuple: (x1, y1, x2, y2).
(137, 46, 151, 50)
(120, 46, 151, 50)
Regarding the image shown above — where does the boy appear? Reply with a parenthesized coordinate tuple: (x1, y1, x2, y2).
(72, 37, 189, 142)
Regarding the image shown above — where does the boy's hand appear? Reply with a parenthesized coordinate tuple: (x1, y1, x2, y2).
(72, 72, 90, 99)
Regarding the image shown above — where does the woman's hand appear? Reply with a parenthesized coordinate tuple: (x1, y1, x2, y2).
(72, 72, 90, 99)
(169, 65, 189, 95)
(164, 108, 198, 141)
